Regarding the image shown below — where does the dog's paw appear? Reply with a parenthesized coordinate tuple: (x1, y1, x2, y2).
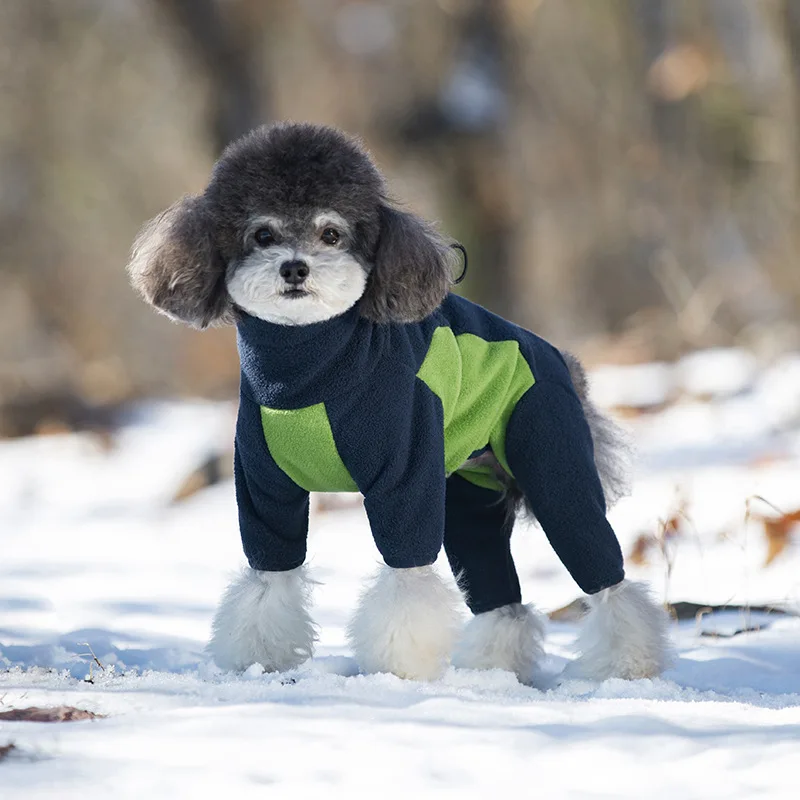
(453, 603, 544, 683)
(347, 565, 462, 681)
(563, 580, 673, 681)
(207, 566, 318, 672)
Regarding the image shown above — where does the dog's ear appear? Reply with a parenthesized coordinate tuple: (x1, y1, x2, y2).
(359, 204, 456, 324)
(127, 195, 233, 329)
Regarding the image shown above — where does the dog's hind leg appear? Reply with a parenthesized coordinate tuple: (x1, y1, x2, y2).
(445, 474, 544, 683)
(561, 580, 673, 680)
(504, 380, 671, 680)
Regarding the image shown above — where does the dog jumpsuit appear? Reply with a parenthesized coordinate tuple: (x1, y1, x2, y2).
(235, 293, 625, 613)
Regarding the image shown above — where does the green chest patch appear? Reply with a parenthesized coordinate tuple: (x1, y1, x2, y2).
(260, 403, 358, 493)
(259, 328, 535, 495)
(416, 327, 535, 479)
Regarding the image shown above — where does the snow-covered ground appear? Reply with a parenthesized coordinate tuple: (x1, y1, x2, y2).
(1, 348, 799, 798)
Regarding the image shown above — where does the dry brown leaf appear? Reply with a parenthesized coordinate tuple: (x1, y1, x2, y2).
(0, 706, 102, 722)
(547, 598, 588, 622)
(628, 532, 655, 566)
(0, 743, 16, 761)
(661, 509, 684, 542)
(628, 496, 687, 567)
(756, 509, 800, 566)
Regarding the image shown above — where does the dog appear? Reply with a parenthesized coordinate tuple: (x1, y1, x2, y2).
(128, 122, 671, 683)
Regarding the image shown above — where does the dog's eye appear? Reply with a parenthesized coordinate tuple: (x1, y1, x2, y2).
(321, 227, 340, 246)
(254, 228, 275, 246)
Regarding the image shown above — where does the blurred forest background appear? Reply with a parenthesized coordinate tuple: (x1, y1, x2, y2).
(2, 0, 800, 436)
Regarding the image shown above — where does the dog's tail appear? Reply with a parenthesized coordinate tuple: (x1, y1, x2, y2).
(499, 351, 632, 521)
(561, 351, 632, 508)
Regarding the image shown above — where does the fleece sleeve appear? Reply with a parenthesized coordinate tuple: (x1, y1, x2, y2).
(329, 372, 447, 569)
(505, 380, 625, 595)
(234, 389, 311, 571)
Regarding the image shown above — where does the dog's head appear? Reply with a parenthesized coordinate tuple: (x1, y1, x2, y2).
(128, 123, 458, 327)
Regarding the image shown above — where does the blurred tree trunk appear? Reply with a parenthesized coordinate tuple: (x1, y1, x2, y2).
(784, 0, 800, 193)
(392, 0, 518, 320)
(443, 0, 517, 320)
(634, 0, 688, 154)
(155, 0, 267, 152)
(780, 0, 800, 306)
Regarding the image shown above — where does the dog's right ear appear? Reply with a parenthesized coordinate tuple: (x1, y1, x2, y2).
(127, 195, 233, 329)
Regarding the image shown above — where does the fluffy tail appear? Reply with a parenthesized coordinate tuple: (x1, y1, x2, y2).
(488, 350, 632, 520)
(562, 351, 632, 508)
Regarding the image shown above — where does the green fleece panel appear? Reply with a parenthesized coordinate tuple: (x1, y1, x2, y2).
(260, 403, 358, 492)
(259, 329, 535, 495)
(416, 328, 535, 482)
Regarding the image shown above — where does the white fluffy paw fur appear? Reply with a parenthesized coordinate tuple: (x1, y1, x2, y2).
(563, 579, 672, 681)
(208, 566, 318, 672)
(347, 564, 462, 681)
(453, 603, 544, 683)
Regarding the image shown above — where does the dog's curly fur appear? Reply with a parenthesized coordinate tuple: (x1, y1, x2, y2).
(128, 123, 457, 329)
(128, 195, 234, 329)
(128, 121, 668, 683)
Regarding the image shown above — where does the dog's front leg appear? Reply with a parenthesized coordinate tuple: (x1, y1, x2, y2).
(336, 375, 463, 680)
(208, 566, 317, 672)
(347, 564, 461, 681)
(562, 579, 672, 681)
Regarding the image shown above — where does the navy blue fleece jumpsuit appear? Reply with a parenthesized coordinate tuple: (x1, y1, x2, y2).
(234, 293, 625, 613)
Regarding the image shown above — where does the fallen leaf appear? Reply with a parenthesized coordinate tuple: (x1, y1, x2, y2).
(628, 532, 655, 566)
(0, 706, 103, 722)
(754, 509, 800, 566)
(548, 598, 589, 622)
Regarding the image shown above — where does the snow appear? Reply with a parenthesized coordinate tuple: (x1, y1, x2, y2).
(589, 361, 675, 410)
(676, 347, 758, 399)
(2, 350, 800, 798)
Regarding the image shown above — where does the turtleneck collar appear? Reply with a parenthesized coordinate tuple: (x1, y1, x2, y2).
(236, 306, 387, 409)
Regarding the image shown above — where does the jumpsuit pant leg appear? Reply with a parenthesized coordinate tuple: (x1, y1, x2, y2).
(443, 473, 522, 615)
(504, 382, 625, 595)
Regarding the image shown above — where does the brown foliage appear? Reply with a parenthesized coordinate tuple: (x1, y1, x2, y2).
(0, 706, 102, 723)
(756, 509, 800, 566)
(628, 532, 655, 566)
(745, 496, 800, 566)
(627, 499, 686, 567)
(547, 598, 589, 622)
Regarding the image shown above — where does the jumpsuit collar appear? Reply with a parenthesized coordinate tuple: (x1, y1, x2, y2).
(236, 305, 385, 409)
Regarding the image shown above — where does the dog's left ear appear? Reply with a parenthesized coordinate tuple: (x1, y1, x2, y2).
(359, 204, 457, 324)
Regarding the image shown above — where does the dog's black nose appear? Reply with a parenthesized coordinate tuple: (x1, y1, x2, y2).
(279, 260, 309, 285)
